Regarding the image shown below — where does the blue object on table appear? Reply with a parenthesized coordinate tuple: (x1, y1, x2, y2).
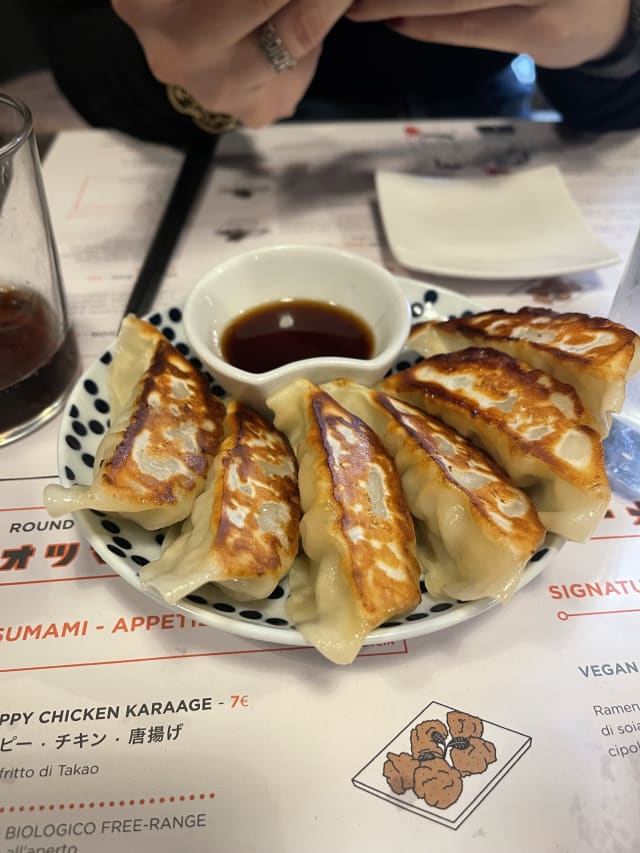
(604, 225, 640, 497)
(604, 408, 640, 498)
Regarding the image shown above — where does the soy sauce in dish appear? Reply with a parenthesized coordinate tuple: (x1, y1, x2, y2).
(221, 299, 375, 374)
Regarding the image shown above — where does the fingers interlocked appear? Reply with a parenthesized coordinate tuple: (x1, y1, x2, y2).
(112, 0, 352, 126)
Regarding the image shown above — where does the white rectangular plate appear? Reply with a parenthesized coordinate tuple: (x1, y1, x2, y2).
(376, 165, 618, 280)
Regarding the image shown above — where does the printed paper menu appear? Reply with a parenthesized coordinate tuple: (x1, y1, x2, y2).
(1, 124, 640, 851)
(1, 480, 639, 851)
(40, 118, 640, 346)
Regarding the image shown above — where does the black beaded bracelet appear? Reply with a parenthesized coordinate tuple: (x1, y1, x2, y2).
(579, 0, 640, 79)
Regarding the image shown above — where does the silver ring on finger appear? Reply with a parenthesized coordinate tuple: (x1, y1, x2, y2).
(257, 21, 297, 73)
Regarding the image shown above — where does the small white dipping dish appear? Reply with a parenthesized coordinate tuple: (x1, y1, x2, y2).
(183, 244, 411, 410)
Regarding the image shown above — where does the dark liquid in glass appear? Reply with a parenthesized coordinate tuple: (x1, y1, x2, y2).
(221, 299, 374, 373)
(0, 286, 79, 434)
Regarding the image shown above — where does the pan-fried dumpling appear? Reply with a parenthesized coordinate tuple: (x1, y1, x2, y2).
(140, 400, 300, 603)
(382, 347, 610, 542)
(44, 315, 225, 530)
(322, 379, 546, 603)
(408, 307, 640, 436)
(268, 378, 421, 665)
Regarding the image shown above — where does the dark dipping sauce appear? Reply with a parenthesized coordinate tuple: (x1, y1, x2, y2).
(0, 286, 79, 433)
(221, 299, 375, 373)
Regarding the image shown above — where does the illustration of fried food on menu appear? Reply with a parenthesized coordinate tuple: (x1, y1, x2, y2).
(382, 709, 497, 808)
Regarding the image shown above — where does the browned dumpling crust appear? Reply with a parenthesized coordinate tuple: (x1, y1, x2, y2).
(323, 379, 546, 602)
(140, 400, 300, 603)
(44, 316, 226, 530)
(102, 326, 224, 501)
(296, 386, 421, 626)
(316, 396, 418, 596)
(268, 379, 422, 664)
(205, 401, 300, 585)
(408, 307, 640, 435)
(382, 347, 610, 541)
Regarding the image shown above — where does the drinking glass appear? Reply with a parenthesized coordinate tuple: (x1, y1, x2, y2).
(0, 92, 79, 446)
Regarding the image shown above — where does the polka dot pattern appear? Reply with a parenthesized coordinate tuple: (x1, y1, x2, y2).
(55, 288, 566, 648)
(0, 792, 216, 815)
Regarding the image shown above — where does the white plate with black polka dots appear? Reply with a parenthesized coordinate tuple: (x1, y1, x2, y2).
(56, 278, 564, 651)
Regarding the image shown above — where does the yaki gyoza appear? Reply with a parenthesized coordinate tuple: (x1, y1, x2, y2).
(382, 347, 610, 542)
(44, 315, 226, 530)
(140, 400, 300, 603)
(408, 306, 640, 436)
(268, 378, 422, 665)
(322, 379, 546, 603)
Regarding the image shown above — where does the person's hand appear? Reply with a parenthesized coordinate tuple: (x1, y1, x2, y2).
(111, 0, 352, 127)
(346, 0, 631, 69)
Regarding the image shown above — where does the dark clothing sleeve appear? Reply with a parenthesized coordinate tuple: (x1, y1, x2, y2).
(33, 0, 205, 148)
(32, 0, 640, 148)
(537, 67, 640, 132)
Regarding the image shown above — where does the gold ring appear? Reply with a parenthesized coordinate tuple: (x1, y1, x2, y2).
(257, 21, 297, 73)
(166, 85, 240, 134)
